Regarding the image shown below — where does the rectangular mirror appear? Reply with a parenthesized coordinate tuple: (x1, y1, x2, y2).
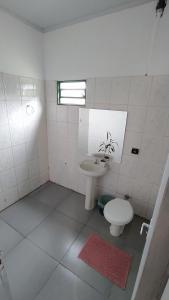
(79, 108, 127, 163)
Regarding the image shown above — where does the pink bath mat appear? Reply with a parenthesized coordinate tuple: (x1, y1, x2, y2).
(78, 234, 132, 289)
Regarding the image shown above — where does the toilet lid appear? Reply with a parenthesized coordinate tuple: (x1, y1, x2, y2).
(104, 198, 134, 226)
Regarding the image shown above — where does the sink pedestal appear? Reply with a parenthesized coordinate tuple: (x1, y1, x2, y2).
(85, 177, 96, 210)
(79, 159, 108, 211)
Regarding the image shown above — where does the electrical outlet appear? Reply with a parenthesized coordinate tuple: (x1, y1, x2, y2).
(131, 148, 139, 155)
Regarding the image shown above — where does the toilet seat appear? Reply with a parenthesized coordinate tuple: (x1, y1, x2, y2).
(104, 198, 134, 226)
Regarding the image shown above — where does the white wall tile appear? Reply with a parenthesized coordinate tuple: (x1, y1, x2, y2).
(38, 145, 48, 174)
(68, 123, 78, 142)
(18, 179, 31, 198)
(29, 159, 40, 178)
(126, 105, 147, 133)
(108, 104, 128, 111)
(117, 175, 134, 198)
(0, 72, 48, 212)
(68, 106, 79, 124)
(40, 171, 49, 186)
(23, 119, 39, 143)
(45, 80, 56, 102)
(0, 102, 8, 125)
(15, 163, 29, 183)
(120, 155, 139, 179)
(47, 101, 56, 121)
(26, 140, 39, 161)
(145, 106, 169, 137)
(76, 173, 87, 195)
(55, 121, 68, 141)
(92, 102, 110, 110)
(9, 120, 25, 145)
(3, 186, 19, 207)
(141, 135, 169, 165)
(136, 159, 164, 185)
(30, 176, 41, 191)
(0, 124, 11, 149)
(0, 73, 5, 101)
(111, 77, 130, 105)
(131, 178, 152, 204)
(0, 148, 13, 171)
(56, 105, 68, 122)
(96, 184, 115, 198)
(6, 100, 23, 123)
(149, 184, 159, 210)
(109, 161, 121, 174)
(20, 77, 37, 98)
(3, 74, 21, 101)
(123, 132, 142, 156)
(98, 169, 119, 193)
(150, 76, 169, 106)
(46, 76, 169, 220)
(131, 196, 147, 218)
(129, 76, 152, 106)
(94, 78, 111, 104)
(86, 78, 95, 107)
(0, 168, 16, 188)
(12, 144, 27, 165)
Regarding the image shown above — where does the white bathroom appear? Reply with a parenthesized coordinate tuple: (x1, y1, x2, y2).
(0, 1, 169, 300)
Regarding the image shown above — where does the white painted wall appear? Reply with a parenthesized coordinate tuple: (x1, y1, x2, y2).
(44, 2, 169, 80)
(0, 9, 43, 79)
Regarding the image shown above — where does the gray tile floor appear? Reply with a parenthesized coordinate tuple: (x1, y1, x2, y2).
(0, 182, 147, 300)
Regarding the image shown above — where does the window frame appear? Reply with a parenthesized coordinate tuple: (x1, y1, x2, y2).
(57, 80, 86, 106)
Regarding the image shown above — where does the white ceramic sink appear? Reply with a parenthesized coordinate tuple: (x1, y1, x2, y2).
(79, 159, 107, 177)
(79, 159, 108, 210)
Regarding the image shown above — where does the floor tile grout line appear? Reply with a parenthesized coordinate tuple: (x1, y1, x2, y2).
(0, 216, 26, 238)
(4, 236, 25, 258)
(0, 204, 55, 238)
(26, 218, 85, 264)
(25, 188, 91, 235)
(31, 263, 59, 300)
(0, 182, 145, 300)
(1, 193, 74, 238)
(23, 207, 57, 237)
(0, 180, 85, 231)
(32, 261, 108, 300)
(0, 187, 88, 243)
(26, 203, 86, 238)
(59, 222, 113, 298)
(60, 222, 87, 262)
(54, 205, 93, 226)
(25, 236, 61, 262)
(59, 261, 111, 299)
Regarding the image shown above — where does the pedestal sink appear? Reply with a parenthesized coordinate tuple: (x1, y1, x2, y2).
(79, 159, 108, 210)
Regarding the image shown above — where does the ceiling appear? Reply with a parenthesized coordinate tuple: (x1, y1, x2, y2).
(0, 0, 153, 32)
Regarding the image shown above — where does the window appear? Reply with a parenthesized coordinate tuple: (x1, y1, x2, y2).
(57, 80, 86, 106)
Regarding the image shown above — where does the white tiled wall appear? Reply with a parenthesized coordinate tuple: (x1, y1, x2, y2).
(0, 72, 49, 211)
(46, 75, 169, 220)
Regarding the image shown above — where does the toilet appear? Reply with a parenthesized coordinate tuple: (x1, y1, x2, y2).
(104, 198, 134, 237)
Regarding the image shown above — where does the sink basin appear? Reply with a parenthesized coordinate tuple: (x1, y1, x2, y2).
(79, 159, 107, 177)
(79, 159, 108, 210)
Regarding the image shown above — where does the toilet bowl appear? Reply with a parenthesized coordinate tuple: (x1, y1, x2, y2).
(104, 198, 134, 237)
